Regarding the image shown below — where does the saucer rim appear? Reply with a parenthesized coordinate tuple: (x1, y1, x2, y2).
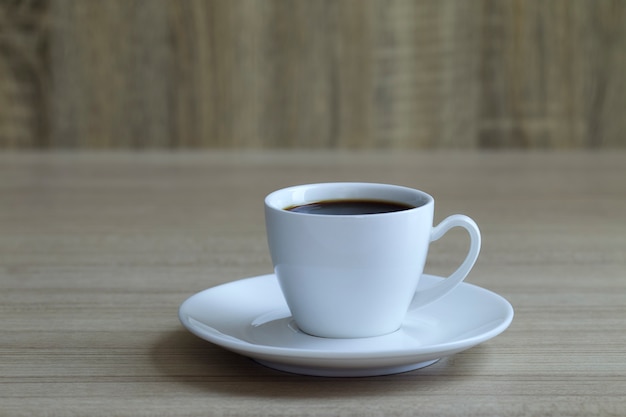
(178, 274, 514, 361)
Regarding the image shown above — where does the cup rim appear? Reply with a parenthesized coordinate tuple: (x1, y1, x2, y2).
(265, 182, 433, 217)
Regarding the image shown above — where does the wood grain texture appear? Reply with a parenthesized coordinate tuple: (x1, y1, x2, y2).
(0, 0, 49, 147)
(0, 0, 625, 148)
(1, 150, 626, 416)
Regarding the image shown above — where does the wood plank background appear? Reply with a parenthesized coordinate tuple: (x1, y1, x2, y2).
(1, 0, 625, 149)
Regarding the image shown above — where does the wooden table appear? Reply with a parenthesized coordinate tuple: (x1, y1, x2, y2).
(2, 151, 625, 416)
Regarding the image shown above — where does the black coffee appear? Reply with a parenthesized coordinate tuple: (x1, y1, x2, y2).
(285, 199, 414, 215)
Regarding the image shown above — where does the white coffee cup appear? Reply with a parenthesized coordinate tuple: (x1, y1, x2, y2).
(264, 182, 481, 338)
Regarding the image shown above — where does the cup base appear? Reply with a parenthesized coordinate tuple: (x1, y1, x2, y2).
(293, 320, 402, 339)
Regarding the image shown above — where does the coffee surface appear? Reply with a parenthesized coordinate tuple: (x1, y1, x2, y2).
(285, 199, 414, 215)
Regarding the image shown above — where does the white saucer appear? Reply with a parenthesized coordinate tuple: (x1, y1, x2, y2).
(179, 274, 514, 377)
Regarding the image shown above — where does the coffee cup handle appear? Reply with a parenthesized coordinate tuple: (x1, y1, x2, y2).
(409, 214, 481, 310)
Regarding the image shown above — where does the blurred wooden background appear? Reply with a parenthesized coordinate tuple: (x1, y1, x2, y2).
(1, 0, 625, 149)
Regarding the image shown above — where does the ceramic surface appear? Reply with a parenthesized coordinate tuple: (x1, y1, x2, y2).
(179, 274, 514, 377)
(264, 182, 481, 338)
